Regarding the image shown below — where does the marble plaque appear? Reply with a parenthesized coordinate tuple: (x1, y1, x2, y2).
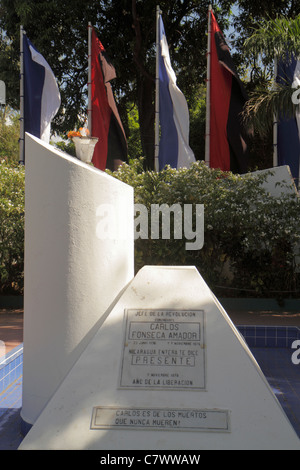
(119, 309, 206, 390)
(91, 407, 230, 432)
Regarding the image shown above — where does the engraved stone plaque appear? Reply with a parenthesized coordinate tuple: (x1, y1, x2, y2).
(119, 309, 206, 390)
(91, 407, 230, 432)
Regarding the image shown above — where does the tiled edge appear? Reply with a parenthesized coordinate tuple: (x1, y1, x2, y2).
(0, 344, 23, 395)
(237, 326, 300, 348)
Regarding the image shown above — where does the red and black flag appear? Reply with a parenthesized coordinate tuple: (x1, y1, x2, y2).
(208, 9, 249, 173)
(91, 28, 127, 171)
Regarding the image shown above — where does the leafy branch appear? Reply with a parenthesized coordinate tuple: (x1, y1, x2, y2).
(244, 15, 300, 60)
(243, 82, 300, 135)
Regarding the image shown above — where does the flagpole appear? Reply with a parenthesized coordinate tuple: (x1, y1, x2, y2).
(154, 5, 161, 172)
(273, 55, 278, 167)
(19, 25, 25, 165)
(205, 4, 212, 168)
(87, 22, 92, 135)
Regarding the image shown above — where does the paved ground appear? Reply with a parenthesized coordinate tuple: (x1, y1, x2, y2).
(0, 309, 24, 357)
(1, 306, 300, 358)
(227, 309, 300, 326)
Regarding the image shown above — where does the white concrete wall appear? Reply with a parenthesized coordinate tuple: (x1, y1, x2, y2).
(21, 134, 134, 427)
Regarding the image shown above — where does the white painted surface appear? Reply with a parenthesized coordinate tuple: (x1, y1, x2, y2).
(19, 266, 300, 450)
(251, 165, 298, 198)
(21, 134, 134, 427)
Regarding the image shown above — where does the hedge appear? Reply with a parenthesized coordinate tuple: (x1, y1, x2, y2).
(0, 160, 25, 295)
(108, 158, 300, 299)
(1, 157, 299, 299)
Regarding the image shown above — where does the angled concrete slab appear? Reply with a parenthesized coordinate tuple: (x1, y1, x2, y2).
(21, 134, 134, 429)
(19, 266, 300, 450)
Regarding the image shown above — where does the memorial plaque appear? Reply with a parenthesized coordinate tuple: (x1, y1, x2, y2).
(119, 309, 206, 390)
(91, 407, 230, 432)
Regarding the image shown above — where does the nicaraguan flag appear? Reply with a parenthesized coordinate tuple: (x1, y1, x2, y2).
(158, 16, 195, 170)
(276, 55, 300, 186)
(23, 34, 61, 143)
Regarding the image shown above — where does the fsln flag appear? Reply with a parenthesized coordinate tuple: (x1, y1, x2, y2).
(209, 9, 248, 173)
(158, 15, 195, 170)
(91, 28, 127, 171)
(23, 34, 61, 143)
(276, 54, 300, 185)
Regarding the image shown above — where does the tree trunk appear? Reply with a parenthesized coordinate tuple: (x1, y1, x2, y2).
(136, 74, 155, 169)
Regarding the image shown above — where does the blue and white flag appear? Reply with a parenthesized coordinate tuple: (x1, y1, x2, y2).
(276, 54, 300, 186)
(158, 16, 195, 170)
(23, 34, 61, 143)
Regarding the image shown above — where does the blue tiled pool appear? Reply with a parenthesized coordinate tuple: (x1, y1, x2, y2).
(0, 326, 299, 449)
(238, 325, 300, 440)
(238, 325, 300, 349)
(0, 345, 24, 450)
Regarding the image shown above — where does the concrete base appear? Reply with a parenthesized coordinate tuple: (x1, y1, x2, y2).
(19, 266, 299, 450)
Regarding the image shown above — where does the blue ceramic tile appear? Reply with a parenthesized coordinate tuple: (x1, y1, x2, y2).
(277, 328, 287, 338)
(266, 336, 277, 347)
(267, 327, 276, 338)
(255, 337, 266, 347)
(256, 327, 266, 337)
(277, 337, 287, 347)
(3, 375, 10, 391)
(246, 327, 255, 337)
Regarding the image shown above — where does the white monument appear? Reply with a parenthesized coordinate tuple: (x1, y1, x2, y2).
(20, 134, 134, 431)
(19, 266, 300, 450)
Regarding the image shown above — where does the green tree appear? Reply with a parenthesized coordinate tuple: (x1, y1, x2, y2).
(189, 84, 206, 161)
(109, 159, 300, 298)
(127, 103, 143, 160)
(0, 107, 20, 164)
(227, 1, 300, 169)
(0, 0, 233, 168)
(230, 0, 300, 80)
(243, 15, 300, 135)
(0, 159, 25, 294)
(1, 1, 297, 169)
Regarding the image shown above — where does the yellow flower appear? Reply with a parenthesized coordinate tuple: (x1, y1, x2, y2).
(67, 127, 90, 139)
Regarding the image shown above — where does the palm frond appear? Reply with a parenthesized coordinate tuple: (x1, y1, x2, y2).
(244, 16, 300, 61)
(243, 83, 300, 135)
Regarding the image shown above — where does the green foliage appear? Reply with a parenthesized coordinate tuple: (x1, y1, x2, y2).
(0, 108, 20, 164)
(1, 1, 297, 169)
(127, 104, 143, 160)
(0, 155, 299, 299)
(242, 15, 300, 138)
(243, 83, 300, 136)
(0, 0, 232, 168)
(244, 15, 300, 62)
(109, 159, 300, 298)
(0, 160, 25, 294)
(54, 138, 76, 157)
(188, 84, 206, 161)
